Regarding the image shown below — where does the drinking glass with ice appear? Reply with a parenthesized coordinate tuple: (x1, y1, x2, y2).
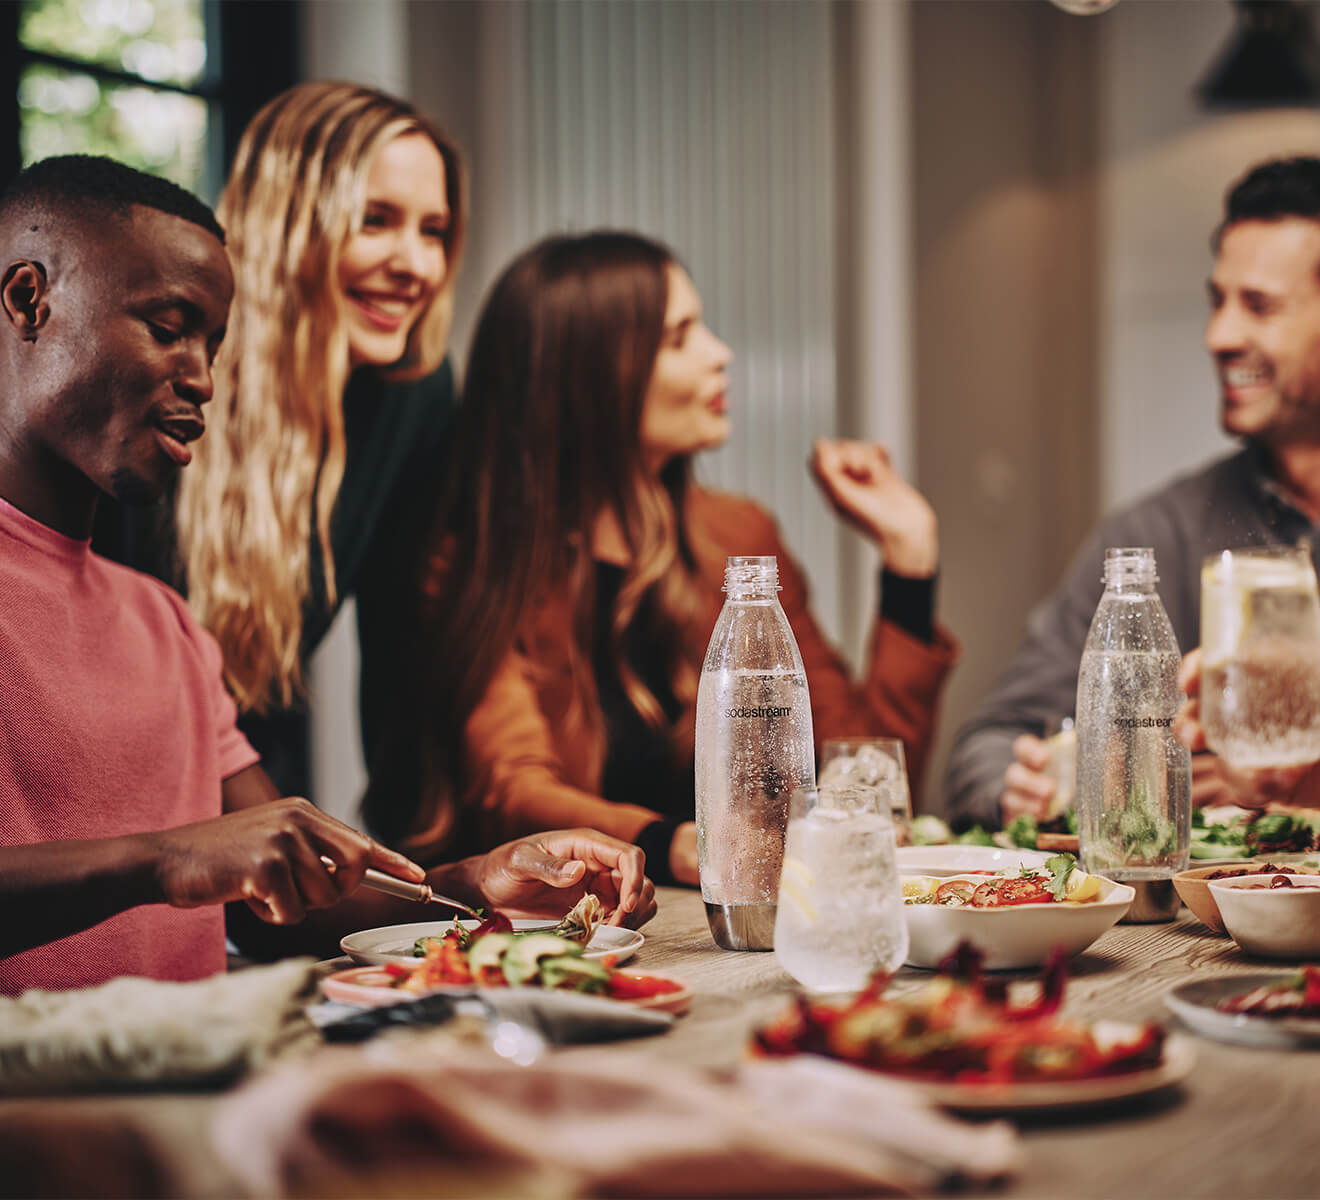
(818, 737, 913, 845)
(773, 784, 908, 992)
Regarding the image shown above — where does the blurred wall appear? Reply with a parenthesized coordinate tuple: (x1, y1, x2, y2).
(913, 0, 1100, 815)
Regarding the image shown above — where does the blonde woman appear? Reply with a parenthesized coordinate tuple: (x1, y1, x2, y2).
(367, 232, 959, 884)
(96, 81, 466, 797)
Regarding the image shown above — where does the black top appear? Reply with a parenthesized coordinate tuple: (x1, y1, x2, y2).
(91, 361, 457, 798)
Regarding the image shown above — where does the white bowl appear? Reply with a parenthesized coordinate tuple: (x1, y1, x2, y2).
(895, 845, 1053, 877)
(902, 874, 1135, 970)
(1208, 874, 1320, 959)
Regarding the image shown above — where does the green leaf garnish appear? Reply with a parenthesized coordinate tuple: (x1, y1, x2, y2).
(1043, 853, 1077, 901)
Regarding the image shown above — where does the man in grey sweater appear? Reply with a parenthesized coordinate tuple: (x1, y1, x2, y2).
(947, 156, 1320, 831)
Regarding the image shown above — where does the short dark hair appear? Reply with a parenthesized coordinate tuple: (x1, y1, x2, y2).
(0, 154, 224, 243)
(1215, 156, 1320, 248)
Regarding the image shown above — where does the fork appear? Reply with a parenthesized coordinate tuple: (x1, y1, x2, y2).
(322, 858, 560, 932)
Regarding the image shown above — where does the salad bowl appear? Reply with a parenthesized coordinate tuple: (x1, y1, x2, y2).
(901, 871, 1134, 970)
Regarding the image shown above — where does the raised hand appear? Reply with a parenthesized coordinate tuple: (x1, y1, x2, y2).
(809, 438, 938, 577)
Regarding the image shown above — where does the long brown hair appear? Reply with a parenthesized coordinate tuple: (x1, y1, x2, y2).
(177, 81, 466, 713)
(365, 232, 703, 852)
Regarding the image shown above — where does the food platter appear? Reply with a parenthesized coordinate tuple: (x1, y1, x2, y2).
(341, 920, 644, 967)
(906, 1028, 1196, 1114)
(1165, 974, 1320, 1048)
(322, 963, 693, 1015)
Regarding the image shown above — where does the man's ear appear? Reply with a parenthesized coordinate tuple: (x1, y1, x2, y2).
(1, 260, 49, 342)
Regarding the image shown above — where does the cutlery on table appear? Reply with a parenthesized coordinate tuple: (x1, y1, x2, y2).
(320, 857, 561, 932)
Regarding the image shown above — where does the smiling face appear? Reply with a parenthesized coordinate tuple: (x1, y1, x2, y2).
(9, 205, 232, 525)
(338, 131, 450, 369)
(1206, 218, 1320, 444)
(638, 265, 733, 471)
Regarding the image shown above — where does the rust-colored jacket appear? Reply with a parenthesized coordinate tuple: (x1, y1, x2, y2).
(455, 487, 959, 853)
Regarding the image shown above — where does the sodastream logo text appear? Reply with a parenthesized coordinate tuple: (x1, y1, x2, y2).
(1111, 716, 1173, 728)
(724, 705, 793, 719)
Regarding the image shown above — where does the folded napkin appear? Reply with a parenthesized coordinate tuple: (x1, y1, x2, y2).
(0, 959, 320, 1094)
(212, 1040, 1021, 1197)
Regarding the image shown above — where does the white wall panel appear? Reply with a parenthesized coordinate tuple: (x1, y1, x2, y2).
(510, 0, 843, 637)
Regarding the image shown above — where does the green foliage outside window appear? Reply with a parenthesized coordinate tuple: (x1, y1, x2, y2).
(18, 0, 211, 194)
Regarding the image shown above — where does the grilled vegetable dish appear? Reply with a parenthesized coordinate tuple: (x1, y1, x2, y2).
(752, 944, 1165, 1084)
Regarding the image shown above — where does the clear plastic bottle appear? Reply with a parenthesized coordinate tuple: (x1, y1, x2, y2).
(1075, 547, 1191, 889)
(695, 556, 815, 950)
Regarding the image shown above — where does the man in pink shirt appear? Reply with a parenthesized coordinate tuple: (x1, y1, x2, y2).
(0, 156, 655, 994)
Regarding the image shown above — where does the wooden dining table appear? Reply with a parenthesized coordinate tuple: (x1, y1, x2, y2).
(2, 885, 1317, 1199)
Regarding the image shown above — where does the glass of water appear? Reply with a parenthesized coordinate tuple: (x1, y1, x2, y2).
(818, 737, 913, 845)
(1200, 547, 1320, 769)
(773, 784, 908, 992)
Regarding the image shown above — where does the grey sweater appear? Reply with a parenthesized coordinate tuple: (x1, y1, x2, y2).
(945, 446, 1320, 830)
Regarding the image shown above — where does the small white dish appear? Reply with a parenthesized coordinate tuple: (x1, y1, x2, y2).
(1165, 974, 1320, 1048)
(340, 920, 644, 967)
(902, 874, 1134, 970)
(1208, 874, 1320, 959)
(895, 845, 1053, 877)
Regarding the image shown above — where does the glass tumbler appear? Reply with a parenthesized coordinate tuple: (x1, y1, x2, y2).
(818, 737, 913, 845)
(773, 784, 908, 992)
(1200, 546, 1320, 770)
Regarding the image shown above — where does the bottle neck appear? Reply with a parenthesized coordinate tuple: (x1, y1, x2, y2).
(723, 555, 780, 601)
(1102, 547, 1157, 593)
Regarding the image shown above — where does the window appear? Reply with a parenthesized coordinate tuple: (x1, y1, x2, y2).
(18, 0, 218, 196)
(3, 0, 300, 201)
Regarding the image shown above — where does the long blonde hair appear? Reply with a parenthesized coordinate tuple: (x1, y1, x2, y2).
(365, 233, 705, 853)
(178, 81, 466, 713)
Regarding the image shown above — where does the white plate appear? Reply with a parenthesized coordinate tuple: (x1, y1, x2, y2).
(322, 964, 691, 1015)
(1165, 974, 1320, 1048)
(896, 845, 1053, 877)
(906, 1027, 1195, 1113)
(340, 920, 644, 967)
(903, 874, 1134, 970)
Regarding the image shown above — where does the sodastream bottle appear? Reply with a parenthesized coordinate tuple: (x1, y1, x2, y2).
(695, 556, 815, 950)
(1075, 547, 1191, 917)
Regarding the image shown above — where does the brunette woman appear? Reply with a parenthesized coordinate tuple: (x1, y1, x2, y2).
(369, 232, 957, 884)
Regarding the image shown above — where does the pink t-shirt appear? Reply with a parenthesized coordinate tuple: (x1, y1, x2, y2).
(0, 496, 259, 994)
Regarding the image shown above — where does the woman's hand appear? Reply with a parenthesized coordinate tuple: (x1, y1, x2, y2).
(809, 438, 938, 577)
(461, 828, 658, 928)
(669, 821, 699, 886)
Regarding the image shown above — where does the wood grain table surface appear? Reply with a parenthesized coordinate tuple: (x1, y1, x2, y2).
(3, 886, 1318, 1199)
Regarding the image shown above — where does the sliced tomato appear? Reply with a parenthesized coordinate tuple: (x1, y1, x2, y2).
(933, 880, 977, 906)
(970, 877, 1053, 907)
(606, 972, 684, 1000)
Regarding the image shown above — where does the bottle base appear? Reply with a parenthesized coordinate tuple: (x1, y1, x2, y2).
(1115, 877, 1182, 924)
(704, 902, 777, 951)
